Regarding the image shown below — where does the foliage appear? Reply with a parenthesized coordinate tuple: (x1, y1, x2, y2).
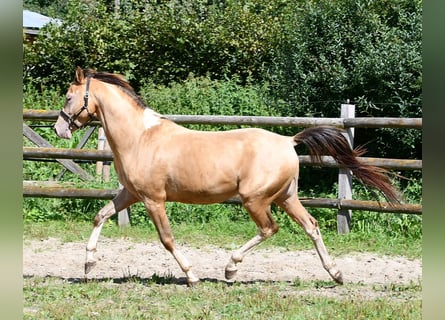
(269, 0, 422, 113)
(23, 0, 280, 90)
(24, 0, 421, 117)
(23, 0, 69, 17)
(267, 0, 422, 159)
(24, 0, 136, 91)
(140, 75, 279, 131)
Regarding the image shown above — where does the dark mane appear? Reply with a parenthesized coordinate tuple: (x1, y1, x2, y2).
(82, 69, 147, 109)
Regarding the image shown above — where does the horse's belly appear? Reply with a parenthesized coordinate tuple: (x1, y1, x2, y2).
(165, 180, 238, 204)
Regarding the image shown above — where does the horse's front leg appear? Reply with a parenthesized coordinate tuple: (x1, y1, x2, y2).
(143, 199, 200, 286)
(85, 188, 138, 274)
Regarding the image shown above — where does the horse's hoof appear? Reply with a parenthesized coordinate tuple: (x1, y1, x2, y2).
(187, 279, 200, 287)
(332, 270, 343, 285)
(85, 261, 96, 274)
(225, 268, 237, 280)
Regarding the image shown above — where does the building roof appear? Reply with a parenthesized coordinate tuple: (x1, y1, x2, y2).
(23, 9, 61, 29)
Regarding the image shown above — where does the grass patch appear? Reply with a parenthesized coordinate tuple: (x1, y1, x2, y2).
(23, 217, 421, 260)
(23, 276, 421, 319)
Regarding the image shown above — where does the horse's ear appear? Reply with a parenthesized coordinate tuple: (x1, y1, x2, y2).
(75, 67, 84, 84)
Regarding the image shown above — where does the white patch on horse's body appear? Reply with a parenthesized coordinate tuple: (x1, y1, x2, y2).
(143, 108, 161, 129)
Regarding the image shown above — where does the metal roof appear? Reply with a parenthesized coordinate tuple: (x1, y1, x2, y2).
(23, 9, 61, 29)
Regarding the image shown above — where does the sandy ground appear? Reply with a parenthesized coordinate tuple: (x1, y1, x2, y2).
(23, 237, 421, 300)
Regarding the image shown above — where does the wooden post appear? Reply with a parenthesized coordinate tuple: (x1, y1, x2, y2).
(96, 127, 111, 182)
(337, 103, 355, 234)
(96, 127, 106, 176)
(117, 183, 131, 227)
(103, 138, 111, 182)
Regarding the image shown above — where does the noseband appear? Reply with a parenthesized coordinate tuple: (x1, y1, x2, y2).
(60, 76, 96, 130)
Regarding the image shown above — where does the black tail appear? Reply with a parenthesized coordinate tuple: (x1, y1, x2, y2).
(294, 126, 400, 203)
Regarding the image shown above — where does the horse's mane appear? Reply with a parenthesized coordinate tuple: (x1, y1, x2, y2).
(80, 69, 147, 110)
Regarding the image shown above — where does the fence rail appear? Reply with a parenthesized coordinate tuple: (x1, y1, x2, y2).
(22, 183, 421, 214)
(23, 109, 422, 129)
(23, 108, 422, 233)
(23, 147, 422, 170)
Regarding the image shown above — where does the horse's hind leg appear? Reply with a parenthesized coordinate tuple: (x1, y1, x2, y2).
(225, 201, 279, 280)
(85, 188, 138, 274)
(143, 199, 199, 286)
(276, 195, 343, 284)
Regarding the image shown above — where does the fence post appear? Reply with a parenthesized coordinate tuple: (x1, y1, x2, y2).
(96, 127, 105, 176)
(117, 183, 131, 228)
(103, 137, 111, 182)
(337, 103, 355, 234)
(96, 127, 112, 182)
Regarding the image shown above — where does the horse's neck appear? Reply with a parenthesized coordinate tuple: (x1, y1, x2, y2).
(96, 88, 155, 157)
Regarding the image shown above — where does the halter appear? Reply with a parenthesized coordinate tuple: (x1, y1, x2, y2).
(59, 76, 96, 130)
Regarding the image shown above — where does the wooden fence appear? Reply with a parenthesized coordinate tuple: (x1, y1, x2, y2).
(23, 105, 422, 233)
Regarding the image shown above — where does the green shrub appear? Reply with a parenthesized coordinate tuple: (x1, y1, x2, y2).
(267, 0, 421, 159)
(139, 76, 278, 131)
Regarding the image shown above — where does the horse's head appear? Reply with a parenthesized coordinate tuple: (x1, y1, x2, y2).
(54, 67, 97, 139)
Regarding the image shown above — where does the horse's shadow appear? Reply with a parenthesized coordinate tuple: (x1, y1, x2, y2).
(71, 275, 279, 287)
(24, 274, 294, 287)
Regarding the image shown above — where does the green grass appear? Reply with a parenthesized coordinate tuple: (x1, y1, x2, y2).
(23, 276, 421, 319)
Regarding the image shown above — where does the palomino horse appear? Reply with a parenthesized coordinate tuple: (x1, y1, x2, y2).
(54, 67, 399, 285)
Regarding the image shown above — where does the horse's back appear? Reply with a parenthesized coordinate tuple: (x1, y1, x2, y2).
(152, 122, 296, 164)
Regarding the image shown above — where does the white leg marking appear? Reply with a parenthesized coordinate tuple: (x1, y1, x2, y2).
(172, 249, 199, 285)
(225, 233, 265, 280)
(308, 227, 343, 284)
(84, 201, 116, 274)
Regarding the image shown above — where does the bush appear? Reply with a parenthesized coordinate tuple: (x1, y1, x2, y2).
(23, 0, 282, 90)
(139, 76, 278, 131)
(267, 0, 421, 159)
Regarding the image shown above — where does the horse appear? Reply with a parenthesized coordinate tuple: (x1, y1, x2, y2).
(54, 67, 399, 286)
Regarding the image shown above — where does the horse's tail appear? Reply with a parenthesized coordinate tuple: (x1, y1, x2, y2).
(293, 126, 400, 203)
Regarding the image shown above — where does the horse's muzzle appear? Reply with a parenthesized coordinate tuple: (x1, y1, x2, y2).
(54, 118, 72, 139)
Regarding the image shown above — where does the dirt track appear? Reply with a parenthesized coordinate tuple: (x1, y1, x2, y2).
(23, 237, 421, 295)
